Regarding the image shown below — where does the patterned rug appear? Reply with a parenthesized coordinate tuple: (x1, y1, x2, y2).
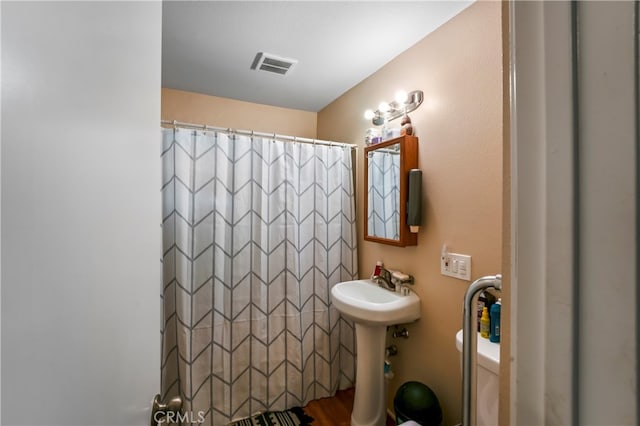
(227, 407, 314, 426)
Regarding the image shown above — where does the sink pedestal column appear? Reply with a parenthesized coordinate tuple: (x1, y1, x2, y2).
(352, 323, 387, 426)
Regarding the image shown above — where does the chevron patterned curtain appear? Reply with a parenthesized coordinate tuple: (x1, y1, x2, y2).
(160, 128, 358, 425)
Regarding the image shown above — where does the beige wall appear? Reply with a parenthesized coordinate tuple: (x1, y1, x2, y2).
(318, 2, 504, 425)
(161, 88, 318, 138)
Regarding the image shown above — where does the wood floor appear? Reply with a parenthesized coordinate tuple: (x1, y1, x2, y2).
(303, 388, 395, 426)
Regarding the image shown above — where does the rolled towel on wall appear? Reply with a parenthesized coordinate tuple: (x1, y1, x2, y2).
(407, 169, 422, 233)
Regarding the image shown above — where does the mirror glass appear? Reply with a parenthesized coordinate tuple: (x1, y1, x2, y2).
(364, 135, 418, 246)
(367, 143, 401, 240)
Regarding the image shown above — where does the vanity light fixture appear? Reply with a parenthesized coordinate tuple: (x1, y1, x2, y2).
(363, 90, 424, 126)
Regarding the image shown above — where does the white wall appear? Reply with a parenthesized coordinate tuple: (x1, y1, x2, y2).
(1, 2, 162, 425)
(579, 3, 636, 423)
(0, 2, 3, 422)
(511, 1, 637, 424)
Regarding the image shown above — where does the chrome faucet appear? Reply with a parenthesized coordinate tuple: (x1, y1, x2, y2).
(392, 273, 415, 295)
(372, 267, 395, 291)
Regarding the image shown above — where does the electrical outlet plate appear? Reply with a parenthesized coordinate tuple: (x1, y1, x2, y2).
(441, 251, 471, 281)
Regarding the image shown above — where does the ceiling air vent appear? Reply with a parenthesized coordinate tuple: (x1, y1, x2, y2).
(251, 52, 297, 75)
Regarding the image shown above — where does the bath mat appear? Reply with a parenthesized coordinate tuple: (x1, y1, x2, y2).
(227, 407, 314, 426)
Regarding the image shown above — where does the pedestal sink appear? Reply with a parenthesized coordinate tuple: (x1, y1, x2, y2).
(331, 279, 420, 426)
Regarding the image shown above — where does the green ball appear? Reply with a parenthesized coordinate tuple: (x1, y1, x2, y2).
(393, 381, 443, 426)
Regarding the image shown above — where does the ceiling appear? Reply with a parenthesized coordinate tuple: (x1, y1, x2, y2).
(162, 1, 473, 112)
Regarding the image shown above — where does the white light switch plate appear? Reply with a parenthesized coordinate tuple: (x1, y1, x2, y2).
(441, 252, 471, 281)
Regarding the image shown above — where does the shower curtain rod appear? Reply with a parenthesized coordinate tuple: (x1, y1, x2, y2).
(161, 120, 358, 150)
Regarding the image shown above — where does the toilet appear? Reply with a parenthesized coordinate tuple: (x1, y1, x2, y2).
(455, 329, 500, 426)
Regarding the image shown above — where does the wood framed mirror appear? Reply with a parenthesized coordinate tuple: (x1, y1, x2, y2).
(364, 135, 419, 247)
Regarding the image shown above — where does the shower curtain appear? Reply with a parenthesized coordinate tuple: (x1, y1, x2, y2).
(160, 128, 358, 425)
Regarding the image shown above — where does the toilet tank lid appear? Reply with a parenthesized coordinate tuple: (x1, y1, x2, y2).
(455, 329, 500, 375)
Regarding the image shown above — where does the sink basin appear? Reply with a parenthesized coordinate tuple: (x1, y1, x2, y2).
(331, 279, 420, 326)
(331, 279, 421, 426)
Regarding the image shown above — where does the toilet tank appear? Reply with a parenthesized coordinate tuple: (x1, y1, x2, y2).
(455, 329, 500, 426)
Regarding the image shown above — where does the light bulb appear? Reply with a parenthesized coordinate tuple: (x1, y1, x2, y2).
(378, 102, 390, 113)
(395, 90, 408, 104)
(364, 109, 375, 120)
